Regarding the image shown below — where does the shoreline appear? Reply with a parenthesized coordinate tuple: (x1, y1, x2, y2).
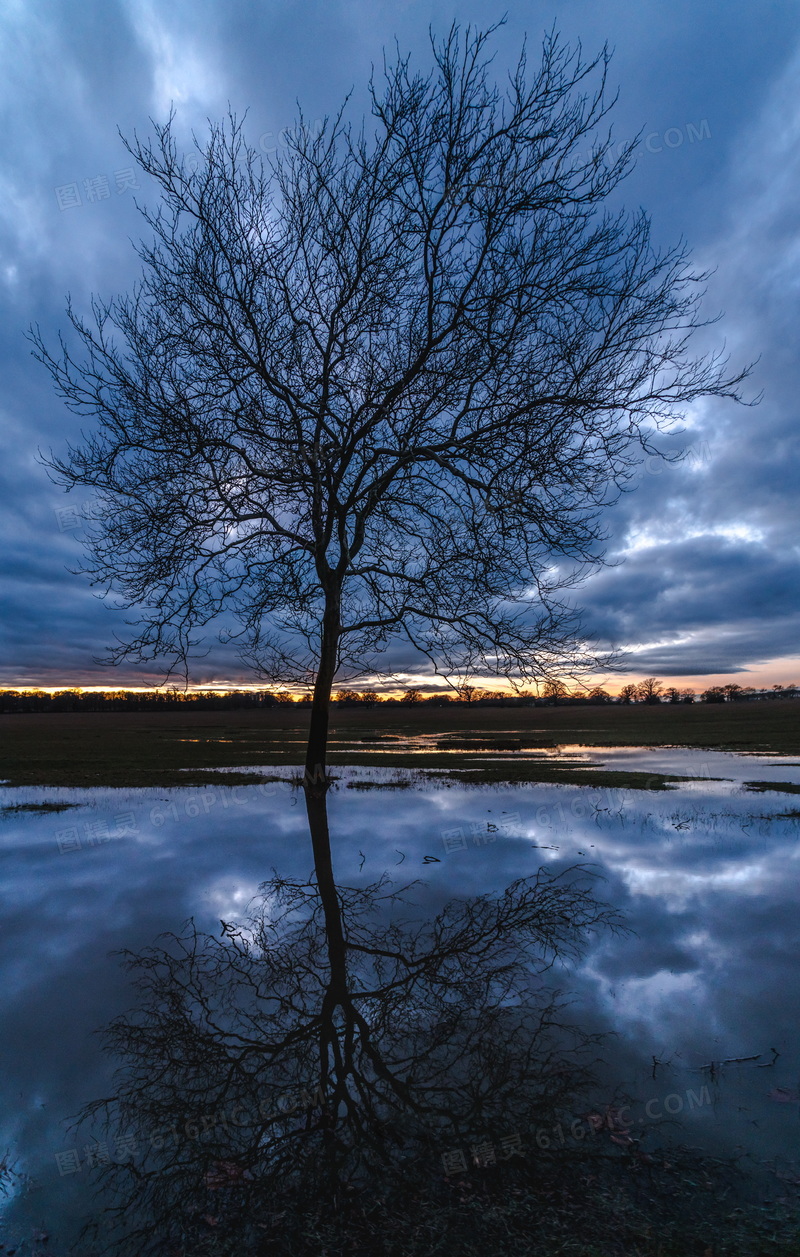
(2, 701, 799, 788)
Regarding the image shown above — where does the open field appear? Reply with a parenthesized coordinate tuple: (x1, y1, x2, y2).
(1, 699, 798, 788)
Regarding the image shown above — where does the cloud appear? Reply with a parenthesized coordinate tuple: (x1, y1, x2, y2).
(1, 2, 799, 685)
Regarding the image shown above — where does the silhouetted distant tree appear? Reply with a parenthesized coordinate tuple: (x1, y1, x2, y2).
(722, 684, 743, 701)
(587, 686, 611, 704)
(702, 686, 726, 703)
(334, 688, 362, 706)
(541, 679, 569, 705)
(456, 683, 481, 705)
(617, 684, 638, 705)
(635, 677, 663, 704)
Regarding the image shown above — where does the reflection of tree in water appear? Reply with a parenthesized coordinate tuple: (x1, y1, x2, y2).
(76, 793, 800, 1256)
(76, 790, 622, 1254)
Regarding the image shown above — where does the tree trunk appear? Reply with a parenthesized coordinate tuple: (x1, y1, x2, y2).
(302, 785, 348, 1186)
(303, 788, 347, 993)
(304, 592, 340, 792)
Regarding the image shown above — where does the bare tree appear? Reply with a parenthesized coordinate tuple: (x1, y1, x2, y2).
(617, 683, 638, 705)
(542, 678, 569, 704)
(32, 24, 747, 789)
(702, 686, 726, 703)
(455, 682, 481, 705)
(357, 689, 381, 707)
(635, 677, 664, 704)
(400, 687, 422, 704)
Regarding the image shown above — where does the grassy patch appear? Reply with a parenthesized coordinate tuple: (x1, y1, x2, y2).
(0, 801, 80, 815)
(1, 702, 799, 788)
(143, 1140, 800, 1257)
(139, 770, 291, 788)
(432, 766, 699, 790)
(436, 737, 525, 751)
(744, 780, 800, 795)
(346, 779, 415, 790)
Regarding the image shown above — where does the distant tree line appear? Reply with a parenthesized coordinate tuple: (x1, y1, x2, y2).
(334, 679, 800, 706)
(613, 679, 800, 706)
(1, 680, 797, 714)
(0, 689, 294, 714)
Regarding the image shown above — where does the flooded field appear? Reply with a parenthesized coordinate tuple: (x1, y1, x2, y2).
(2, 745, 800, 1248)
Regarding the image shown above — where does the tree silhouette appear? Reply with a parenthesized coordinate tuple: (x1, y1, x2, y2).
(73, 790, 625, 1254)
(400, 687, 422, 704)
(33, 24, 748, 788)
(635, 677, 663, 704)
(542, 678, 569, 704)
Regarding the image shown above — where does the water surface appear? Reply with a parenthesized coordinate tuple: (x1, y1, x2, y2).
(2, 746, 799, 1243)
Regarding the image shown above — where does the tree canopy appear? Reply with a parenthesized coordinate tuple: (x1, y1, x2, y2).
(33, 24, 747, 784)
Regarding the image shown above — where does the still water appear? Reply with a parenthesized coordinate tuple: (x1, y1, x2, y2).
(2, 746, 799, 1245)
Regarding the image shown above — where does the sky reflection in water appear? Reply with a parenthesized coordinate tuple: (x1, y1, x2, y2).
(1, 746, 799, 1239)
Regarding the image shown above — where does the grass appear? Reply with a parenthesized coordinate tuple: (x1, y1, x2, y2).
(744, 780, 800, 794)
(0, 801, 80, 815)
(311, 1148, 800, 1257)
(346, 778, 415, 789)
(1, 701, 799, 788)
(97, 1138, 800, 1257)
(434, 766, 694, 789)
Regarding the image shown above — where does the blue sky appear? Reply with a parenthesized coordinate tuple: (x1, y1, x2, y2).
(1, 0, 799, 692)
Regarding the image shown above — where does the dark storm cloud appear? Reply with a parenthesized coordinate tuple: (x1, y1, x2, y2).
(577, 535, 800, 674)
(1, 0, 799, 686)
(572, 37, 800, 678)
